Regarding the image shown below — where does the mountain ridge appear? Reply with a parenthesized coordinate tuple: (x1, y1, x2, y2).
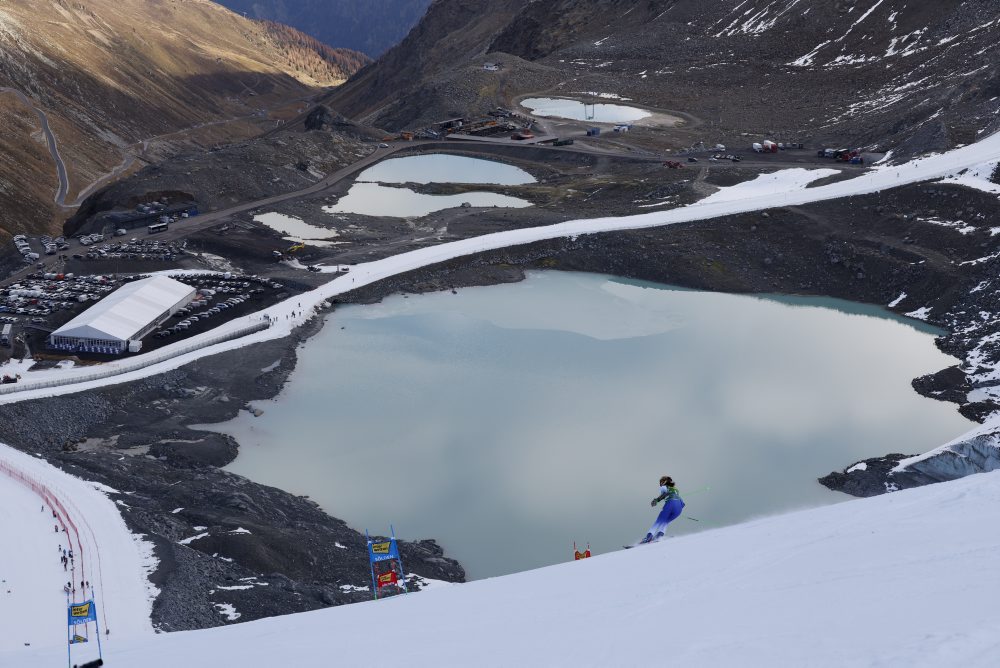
(0, 0, 369, 237)
(212, 0, 433, 57)
(325, 0, 1000, 154)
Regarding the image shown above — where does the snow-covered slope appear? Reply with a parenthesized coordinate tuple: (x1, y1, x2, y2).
(4, 464, 1000, 666)
(0, 445, 155, 664)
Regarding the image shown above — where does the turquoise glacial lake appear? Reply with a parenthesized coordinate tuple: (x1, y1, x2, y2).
(219, 271, 972, 578)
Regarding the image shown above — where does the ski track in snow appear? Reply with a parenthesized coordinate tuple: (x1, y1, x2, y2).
(4, 469, 1000, 667)
(0, 445, 155, 663)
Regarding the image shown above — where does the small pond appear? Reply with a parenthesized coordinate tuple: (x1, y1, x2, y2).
(254, 212, 341, 247)
(356, 154, 535, 185)
(323, 183, 531, 218)
(522, 97, 652, 123)
(326, 154, 535, 218)
(217, 272, 971, 578)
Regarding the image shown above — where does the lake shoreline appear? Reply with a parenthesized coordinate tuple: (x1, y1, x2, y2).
(218, 270, 969, 577)
(0, 177, 990, 625)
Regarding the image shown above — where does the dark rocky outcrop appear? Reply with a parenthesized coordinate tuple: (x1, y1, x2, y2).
(819, 455, 916, 497)
(822, 434, 1000, 498)
(304, 106, 339, 131)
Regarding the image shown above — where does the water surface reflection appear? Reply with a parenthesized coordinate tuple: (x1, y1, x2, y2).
(219, 272, 970, 577)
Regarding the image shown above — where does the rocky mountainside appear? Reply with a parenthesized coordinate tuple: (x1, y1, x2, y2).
(325, 0, 529, 126)
(214, 0, 433, 57)
(326, 0, 1000, 151)
(255, 20, 371, 80)
(0, 0, 368, 237)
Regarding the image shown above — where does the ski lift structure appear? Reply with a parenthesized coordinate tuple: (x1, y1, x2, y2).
(583, 102, 596, 120)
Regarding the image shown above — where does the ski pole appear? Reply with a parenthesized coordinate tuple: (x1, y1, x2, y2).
(685, 516, 718, 526)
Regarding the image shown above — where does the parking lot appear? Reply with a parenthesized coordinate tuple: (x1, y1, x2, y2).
(69, 237, 186, 264)
(0, 272, 123, 361)
(145, 272, 287, 350)
(0, 268, 293, 365)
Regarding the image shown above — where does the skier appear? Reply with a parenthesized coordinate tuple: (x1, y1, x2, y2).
(639, 476, 685, 544)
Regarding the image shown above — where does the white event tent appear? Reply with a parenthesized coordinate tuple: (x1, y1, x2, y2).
(48, 276, 195, 354)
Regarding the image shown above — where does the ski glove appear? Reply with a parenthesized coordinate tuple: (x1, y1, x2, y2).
(650, 499, 658, 507)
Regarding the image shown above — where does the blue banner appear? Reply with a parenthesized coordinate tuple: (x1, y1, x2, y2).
(67, 601, 97, 626)
(368, 538, 400, 563)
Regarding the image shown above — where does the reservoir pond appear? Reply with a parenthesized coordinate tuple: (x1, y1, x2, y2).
(323, 183, 531, 219)
(254, 212, 341, 247)
(522, 97, 652, 123)
(218, 272, 972, 578)
(355, 154, 535, 185)
(326, 154, 535, 218)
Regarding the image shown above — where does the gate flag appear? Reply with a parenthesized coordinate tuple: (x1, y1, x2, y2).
(366, 526, 409, 599)
(65, 597, 104, 666)
(368, 538, 400, 563)
(67, 601, 97, 626)
(377, 571, 399, 588)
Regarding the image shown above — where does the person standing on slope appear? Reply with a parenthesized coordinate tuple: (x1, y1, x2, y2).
(640, 476, 685, 544)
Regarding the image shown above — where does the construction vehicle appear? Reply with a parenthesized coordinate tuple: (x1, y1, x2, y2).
(399, 131, 414, 141)
(552, 138, 575, 147)
(287, 243, 305, 254)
